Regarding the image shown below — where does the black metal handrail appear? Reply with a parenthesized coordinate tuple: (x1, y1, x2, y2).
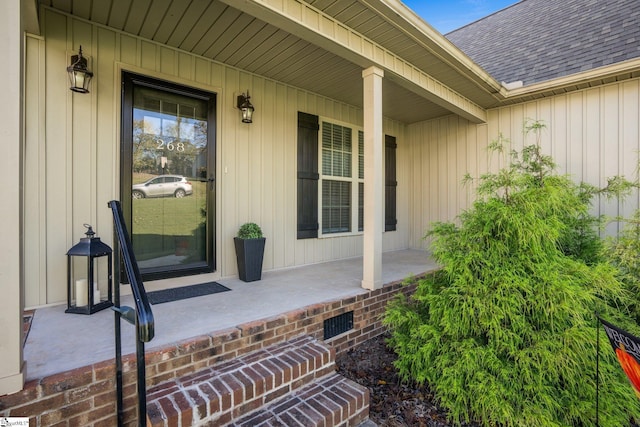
(108, 200, 154, 427)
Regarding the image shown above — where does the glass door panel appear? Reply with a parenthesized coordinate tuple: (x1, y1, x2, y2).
(122, 73, 216, 279)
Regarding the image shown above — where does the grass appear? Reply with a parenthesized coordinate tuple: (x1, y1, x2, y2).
(132, 196, 205, 236)
(131, 174, 207, 261)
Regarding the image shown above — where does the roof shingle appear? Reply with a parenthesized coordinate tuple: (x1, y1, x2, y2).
(446, 0, 640, 86)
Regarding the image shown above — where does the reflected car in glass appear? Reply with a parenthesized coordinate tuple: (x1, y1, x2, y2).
(132, 175, 193, 199)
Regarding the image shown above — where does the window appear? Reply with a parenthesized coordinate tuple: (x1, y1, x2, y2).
(320, 122, 363, 235)
(322, 122, 352, 178)
(297, 112, 396, 239)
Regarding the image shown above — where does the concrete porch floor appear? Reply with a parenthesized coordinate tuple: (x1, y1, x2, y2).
(24, 249, 437, 381)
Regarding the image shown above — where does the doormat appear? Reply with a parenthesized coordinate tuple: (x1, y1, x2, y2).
(147, 282, 230, 305)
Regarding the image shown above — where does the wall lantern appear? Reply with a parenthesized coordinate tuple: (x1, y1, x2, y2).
(67, 45, 93, 93)
(66, 224, 113, 314)
(236, 90, 255, 123)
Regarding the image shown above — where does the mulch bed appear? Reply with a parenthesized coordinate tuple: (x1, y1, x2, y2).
(336, 333, 640, 427)
(336, 333, 480, 427)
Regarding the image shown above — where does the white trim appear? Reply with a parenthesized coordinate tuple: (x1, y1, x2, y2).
(317, 117, 364, 238)
(500, 57, 640, 99)
(0, 0, 25, 395)
(218, 0, 487, 123)
(112, 63, 225, 286)
(361, 66, 384, 290)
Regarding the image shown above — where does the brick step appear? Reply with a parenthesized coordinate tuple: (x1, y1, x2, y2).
(146, 335, 369, 426)
(230, 372, 369, 427)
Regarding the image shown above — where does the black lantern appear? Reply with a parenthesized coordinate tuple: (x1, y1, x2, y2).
(66, 224, 113, 314)
(67, 45, 93, 93)
(236, 90, 255, 123)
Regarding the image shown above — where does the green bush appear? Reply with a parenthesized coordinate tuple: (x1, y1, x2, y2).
(606, 211, 640, 324)
(384, 123, 640, 427)
(237, 222, 263, 239)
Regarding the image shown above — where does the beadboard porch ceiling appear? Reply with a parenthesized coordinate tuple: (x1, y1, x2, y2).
(37, 0, 501, 124)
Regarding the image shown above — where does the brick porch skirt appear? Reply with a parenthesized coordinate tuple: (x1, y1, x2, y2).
(0, 278, 420, 426)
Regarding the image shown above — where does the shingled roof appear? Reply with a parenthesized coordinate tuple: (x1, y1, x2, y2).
(446, 0, 640, 87)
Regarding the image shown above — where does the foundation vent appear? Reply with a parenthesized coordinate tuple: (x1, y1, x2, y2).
(323, 311, 353, 340)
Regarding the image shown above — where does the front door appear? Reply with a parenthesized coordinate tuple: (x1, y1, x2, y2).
(121, 72, 216, 280)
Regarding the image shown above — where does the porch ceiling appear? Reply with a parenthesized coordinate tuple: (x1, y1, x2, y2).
(38, 0, 500, 124)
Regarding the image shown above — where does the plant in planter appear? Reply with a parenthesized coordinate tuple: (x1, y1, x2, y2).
(234, 222, 266, 282)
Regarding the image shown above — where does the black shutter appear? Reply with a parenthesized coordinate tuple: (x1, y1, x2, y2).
(297, 112, 319, 239)
(385, 135, 397, 232)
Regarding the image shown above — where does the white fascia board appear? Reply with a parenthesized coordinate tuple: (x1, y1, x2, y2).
(219, 0, 487, 124)
(500, 58, 640, 99)
(362, 0, 504, 98)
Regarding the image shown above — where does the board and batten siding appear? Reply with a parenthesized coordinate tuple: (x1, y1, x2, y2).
(407, 78, 640, 250)
(23, 7, 409, 308)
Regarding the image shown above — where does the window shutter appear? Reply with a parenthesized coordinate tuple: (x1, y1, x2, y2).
(297, 112, 319, 239)
(358, 131, 364, 232)
(385, 135, 397, 232)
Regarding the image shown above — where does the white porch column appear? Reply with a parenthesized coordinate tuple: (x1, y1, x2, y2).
(361, 66, 384, 290)
(0, 0, 25, 395)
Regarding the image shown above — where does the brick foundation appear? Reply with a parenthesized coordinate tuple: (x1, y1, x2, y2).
(0, 278, 419, 426)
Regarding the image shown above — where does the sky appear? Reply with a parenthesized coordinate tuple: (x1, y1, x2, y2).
(401, 0, 519, 34)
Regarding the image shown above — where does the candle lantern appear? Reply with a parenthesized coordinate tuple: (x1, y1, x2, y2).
(66, 224, 113, 314)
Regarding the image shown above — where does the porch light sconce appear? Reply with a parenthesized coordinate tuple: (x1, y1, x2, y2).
(236, 90, 255, 123)
(67, 45, 94, 93)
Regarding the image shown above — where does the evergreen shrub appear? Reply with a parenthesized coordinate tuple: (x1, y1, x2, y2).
(606, 211, 640, 324)
(384, 122, 640, 426)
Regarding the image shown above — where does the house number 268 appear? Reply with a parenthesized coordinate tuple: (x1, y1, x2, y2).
(156, 139, 185, 152)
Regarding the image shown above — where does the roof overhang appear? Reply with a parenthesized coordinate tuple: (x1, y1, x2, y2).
(36, 0, 637, 124)
(498, 57, 640, 104)
(362, 0, 504, 100)
(217, 0, 487, 123)
(36, 0, 500, 124)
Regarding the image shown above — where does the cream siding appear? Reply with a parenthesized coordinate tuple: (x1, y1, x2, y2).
(23, 8, 410, 308)
(24, 35, 47, 306)
(408, 78, 640, 249)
